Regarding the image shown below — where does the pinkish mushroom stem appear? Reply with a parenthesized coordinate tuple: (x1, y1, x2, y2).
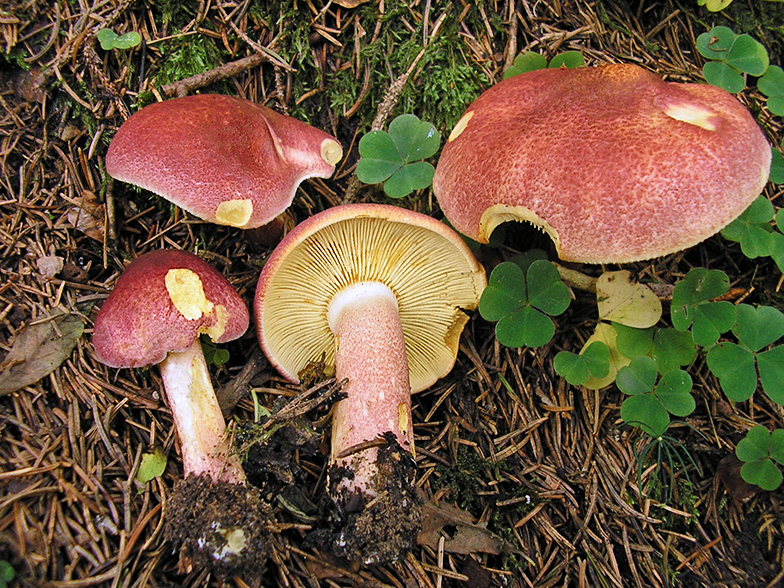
(159, 338, 245, 484)
(327, 282, 412, 498)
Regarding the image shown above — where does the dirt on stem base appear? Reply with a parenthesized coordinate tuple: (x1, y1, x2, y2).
(165, 475, 272, 580)
(324, 435, 424, 565)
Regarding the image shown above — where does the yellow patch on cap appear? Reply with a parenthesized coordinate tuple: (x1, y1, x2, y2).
(215, 199, 253, 227)
(663, 103, 717, 131)
(448, 111, 474, 142)
(165, 268, 214, 320)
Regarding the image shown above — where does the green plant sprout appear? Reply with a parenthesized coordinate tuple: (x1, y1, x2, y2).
(200, 334, 229, 366)
(696, 26, 768, 94)
(0, 561, 14, 588)
(617, 356, 695, 438)
(633, 426, 705, 503)
(356, 114, 440, 199)
(554, 341, 610, 386)
(736, 425, 784, 490)
(670, 268, 737, 347)
(706, 303, 784, 403)
(479, 252, 571, 348)
(503, 50, 584, 79)
(97, 28, 142, 51)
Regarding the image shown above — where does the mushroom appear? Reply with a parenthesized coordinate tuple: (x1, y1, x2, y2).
(92, 249, 268, 576)
(254, 203, 486, 563)
(105, 94, 343, 230)
(432, 63, 771, 264)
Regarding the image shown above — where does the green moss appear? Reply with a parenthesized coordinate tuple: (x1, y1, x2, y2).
(152, 34, 225, 88)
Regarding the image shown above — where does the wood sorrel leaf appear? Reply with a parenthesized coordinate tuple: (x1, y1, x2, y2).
(732, 304, 784, 353)
(706, 342, 757, 401)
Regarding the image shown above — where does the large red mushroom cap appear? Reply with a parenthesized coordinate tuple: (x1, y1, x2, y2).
(93, 249, 249, 368)
(106, 94, 343, 229)
(433, 63, 771, 264)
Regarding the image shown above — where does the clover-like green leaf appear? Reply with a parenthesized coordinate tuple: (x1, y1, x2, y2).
(737, 426, 784, 490)
(771, 232, 784, 275)
(526, 260, 571, 317)
(381, 161, 435, 199)
(737, 425, 773, 461)
(772, 430, 784, 465)
(480, 260, 570, 348)
(696, 27, 736, 60)
(620, 394, 669, 437)
(554, 351, 589, 386)
(613, 323, 654, 360)
(771, 149, 784, 185)
(703, 61, 745, 93)
(97, 28, 142, 50)
(732, 304, 784, 353)
(741, 458, 783, 491)
(495, 305, 554, 348)
(617, 356, 657, 396)
(721, 196, 776, 258)
(357, 131, 403, 182)
(767, 96, 784, 117)
(388, 114, 440, 161)
(706, 342, 757, 401)
(548, 51, 584, 69)
(504, 51, 547, 79)
(671, 267, 730, 330)
(655, 370, 695, 417)
(356, 114, 440, 198)
(758, 65, 784, 99)
(652, 329, 697, 376)
(554, 341, 610, 386)
(757, 345, 784, 404)
(479, 262, 527, 323)
(725, 34, 769, 76)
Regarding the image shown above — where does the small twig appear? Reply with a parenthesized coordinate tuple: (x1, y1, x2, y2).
(217, 346, 269, 414)
(160, 53, 274, 98)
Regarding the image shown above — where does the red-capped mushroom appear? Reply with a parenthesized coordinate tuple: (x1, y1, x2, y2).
(106, 94, 343, 230)
(92, 249, 268, 576)
(433, 63, 771, 264)
(254, 203, 486, 563)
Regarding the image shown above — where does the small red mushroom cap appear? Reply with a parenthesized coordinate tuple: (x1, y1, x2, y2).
(106, 94, 343, 229)
(433, 63, 771, 264)
(93, 250, 249, 368)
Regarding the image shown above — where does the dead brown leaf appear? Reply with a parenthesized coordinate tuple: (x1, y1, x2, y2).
(418, 501, 503, 555)
(0, 313, 84, 395)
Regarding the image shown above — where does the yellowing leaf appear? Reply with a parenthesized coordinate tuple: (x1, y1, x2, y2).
(596, 270, 662, 328)
(583, 323, 631, 390)
(136, 448, 167, 488)
(0, 314, 84, 395)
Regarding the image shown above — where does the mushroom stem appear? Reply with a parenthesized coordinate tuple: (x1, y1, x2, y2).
(327, 281, 413, 499)
(159, 338, 245, 484)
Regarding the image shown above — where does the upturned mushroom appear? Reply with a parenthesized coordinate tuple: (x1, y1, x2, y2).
(433, 63, 771, 264)
(254, 203, 486, 563)
(105, 94, 343, 230)
(92, 249, 268, 576)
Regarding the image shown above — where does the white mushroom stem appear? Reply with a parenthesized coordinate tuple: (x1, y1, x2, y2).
(159, 338, 246, 485)
(327, 282, 413, 498)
